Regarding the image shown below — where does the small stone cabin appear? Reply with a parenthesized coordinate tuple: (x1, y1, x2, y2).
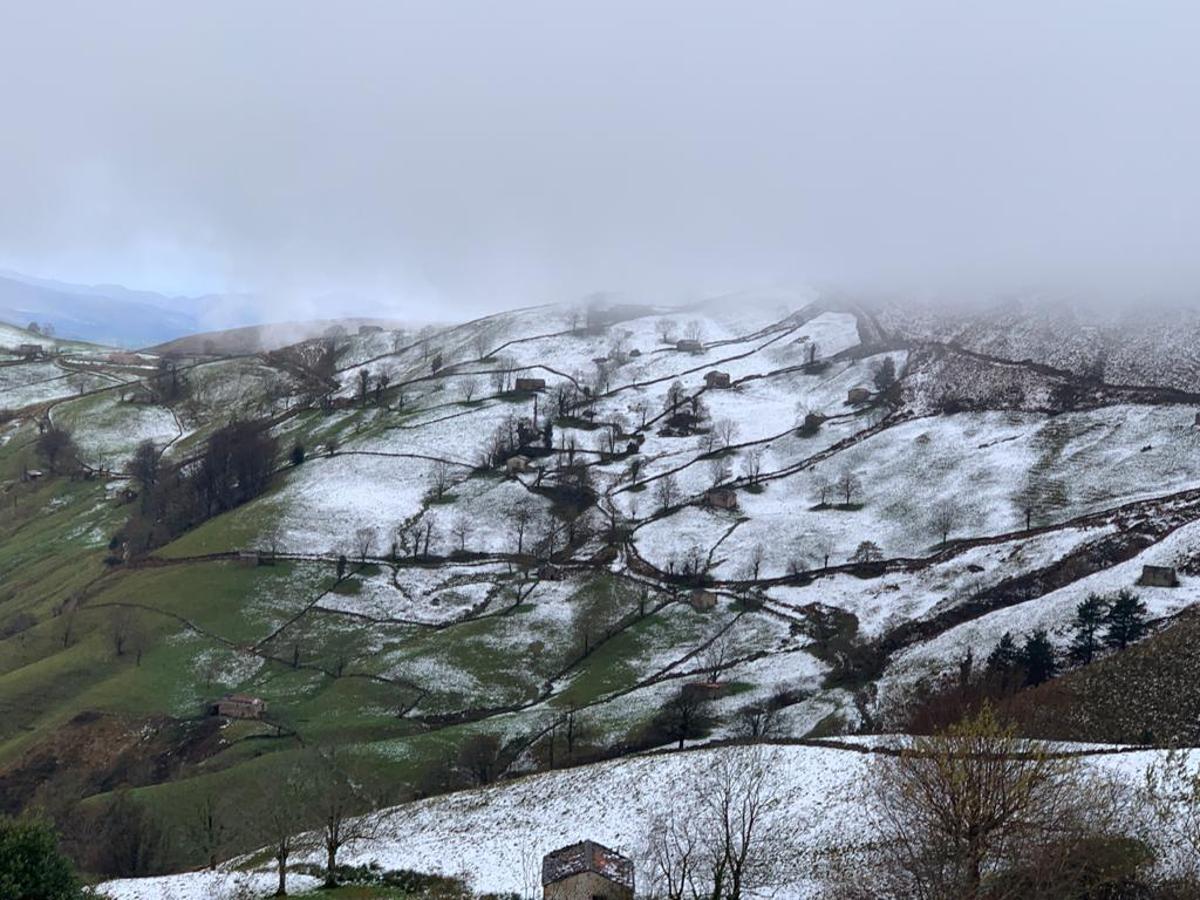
(704, 370, 731, 389)
(505, 455, 531, 474)
(18, 343, 44, 359)
(847, 386, 872, 404)
(689, 589, 719, 611)
(1138, 564, 1179, 587)
(515, 377, 547, 392)
(542, 840, 634, 900)
(236, 549, 261, 568)
(675, 339, 703, 353)
(212, 694, 266, 720)
(705, 487, 738, 510)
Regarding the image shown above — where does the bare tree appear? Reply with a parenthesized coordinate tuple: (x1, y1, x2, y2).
(812, 529, 835, 569)
(930, 501, 959, 547)
(186, 792, 231, 871)
(353, 526, 376, 562)
(304, 748, 385, 889)
(1145, 747, 1200, 883)
(707, 455, 731, 487)
(457, 733, 503, 786)
(654, 473, 681, 511)
(250, 766, 311, 897)
(832, 705, 1128, 900)
(700, 631, 734, 682)
(642, 746, 795, 900)
(110, 607, 134, 658)
(835, 469, 862, 506)
(458, 377, 478, 403)
(741, 447, 764, 485)
(714, 417, 739, 450)
(428, 460, 452, 501)
(656, 319, 677, 343)
(738, 543, 766, 581)
(734, 701, 782, 740)
(511, 501, 535, 555)
(684, 319, 704, 343)
(664, 380, 688, 416)
(449, 514, 473, 553)
(632, 398, 651, 429)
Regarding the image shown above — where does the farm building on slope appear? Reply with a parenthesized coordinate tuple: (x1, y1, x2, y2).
(703, 370, 731, 389)
(705, 487, 738, 510)
(210, 694, 267, 720)
(1138, 565, 1179, 587)
(542, 840, 634, 900)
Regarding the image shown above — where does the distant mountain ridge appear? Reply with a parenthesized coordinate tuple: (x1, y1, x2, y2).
(0, 270, 257, 348)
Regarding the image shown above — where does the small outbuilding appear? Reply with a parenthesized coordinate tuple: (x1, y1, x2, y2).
(542, 840, 634, 900)
(505, 455, 532, 475)
(847, 386, 872, 404)
(17, 343, 44, 359)
(689, 589, 719, 611)
(704, 370, 731, 389)
(675, 339, 703, 353)
(705, 487, 738, 510)
(357, 324, 384, 335)
(1138, 565, 1179, 587)
(236, 549, 262, 568)
(515, 377, 547, 392)
(211, 694, 267, 720)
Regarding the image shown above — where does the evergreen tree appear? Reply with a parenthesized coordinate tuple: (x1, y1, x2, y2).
(0, 816, 83, 900)
(986, 632, 1021, 675)
(873, 356, 897, 392)
(1104, 589, 1148, 650)
(1068, 593, 1108, 665)
(985, 632, 1024, 691)
(1022, 629, 1057, 686)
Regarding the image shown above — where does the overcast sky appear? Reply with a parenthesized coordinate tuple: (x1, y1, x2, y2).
(1, 1, 1199, 317)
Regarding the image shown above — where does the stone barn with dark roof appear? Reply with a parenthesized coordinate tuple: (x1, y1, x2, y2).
(542, 840, 634, 900)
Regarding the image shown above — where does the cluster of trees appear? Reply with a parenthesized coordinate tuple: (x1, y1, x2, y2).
(635, 706, 1200, 900)
(355, 367, 392, 406)
(120, 420, 279, 554)
(35, 424, 80, 475)
(983, 590, 1149, 692)
(829, 705, 1155, 899)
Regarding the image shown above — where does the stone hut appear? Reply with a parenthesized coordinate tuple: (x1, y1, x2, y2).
(705, 487, 738, 510)
(704, 370, 731, 389)
(542, 840, 634, 900)
(212, 694, 267, 720)
(236, 549, 261, 568)
(689, 589, 719, 611)
(505, 455, 531, 475)
(675, 339, 703, 353)
(847, 386, 872, 404)
(17, 343, 44, 359)
(515, 377, 547, 392)
(1138, 565, 1179, 587)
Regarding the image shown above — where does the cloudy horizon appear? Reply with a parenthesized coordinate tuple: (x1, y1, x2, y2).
(3, 1, 1200, 320)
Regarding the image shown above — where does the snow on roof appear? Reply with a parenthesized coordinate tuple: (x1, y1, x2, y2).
(542, 839, 634, 888)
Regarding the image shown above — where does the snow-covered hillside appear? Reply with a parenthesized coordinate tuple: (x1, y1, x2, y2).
(98, 739, 1184, 900)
